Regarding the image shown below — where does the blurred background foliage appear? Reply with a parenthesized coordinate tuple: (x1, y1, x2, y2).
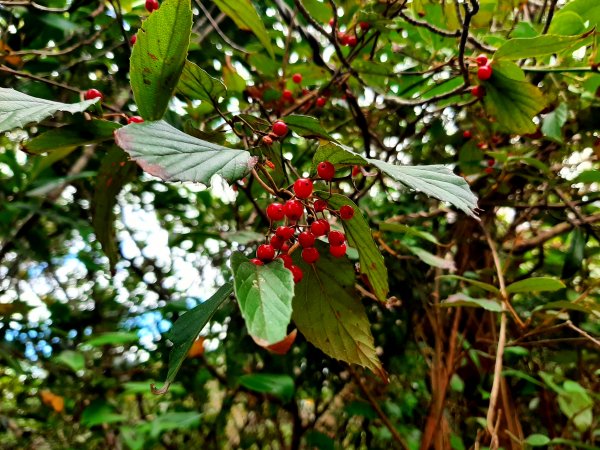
(0, 0, 599, 449)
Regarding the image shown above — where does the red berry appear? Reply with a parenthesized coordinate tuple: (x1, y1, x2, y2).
(276, 226, 295, 240)
(313, 199, 327, 213)
(311, 219, 330, 236)
(328, 230, 345, 246)
(329, 243, 347, 258)
(329, 18, 335, 27)
(352, 165, 361, 177)
(145, 0, 159, 12)
(284, 200, 304, 221)
(84, 89, 103, 101)
(347, 35, 358, 47)
(130, 35, 137, 45)
(471, 85, 485, 99)
(339, 205, 354, 220)
(265, 160, 275, 169)
(359, 21, 370, 31)
(266, 203, 285, 221)
(298, 231, 316, 248)
(250, 258, 264, 266)
(463, 130, 472, 139)
(282, 89, 293, 101)
(270, 235, 284, 250)
(127, 116, 144, 124)
(338, 32, 349, 45)
(262, 135, 273, 146)
(290, 265, 303, 283)
(281, 243, 290, 252)
(302, 247, 320, 264)
(485, 167, 493, 174)
(477, 65, 493, 81)
(487, 159, 495, 167)
(257, 244, 275, 262)
(292, 73, 302, 84)
(277, 254, 293, 269)
(477, 142, 487, 149)
(316, 96, 327, 107)
(272, 120, 288, 137)
(317, 161, 335, 180)
(293, 178, 313, 199)
(475, 54, 488, 66)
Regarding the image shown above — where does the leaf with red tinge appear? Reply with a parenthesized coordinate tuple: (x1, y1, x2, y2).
(92, 147, 137, 274)
(252, 329, 297, 355)
(114, 120, 256, 184)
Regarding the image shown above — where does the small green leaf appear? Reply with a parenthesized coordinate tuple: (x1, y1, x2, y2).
(317, 193, 388, 302)
(149, 412, 202, 438)
(525, 434, 551, 446)
(22, 120, 121, 154)
(0, 88, 99, 134)
(231, 253, 294, 344)
(212, 0, 274, 58)
(506, 277, 565, 294)
(130, 0, 192, 120)
(379, 222, 440, 245)
(483, 60, 547, 134)
(548, 12, 586, 36)
(541, 103, 568, 142)
(81, 400, 125, 427)
(177, 60, 226, 103)
(408, 246, 456, 271)
(238, 374, 295, 402)
(85, 332, 139, 347)
(152, 283, 232, 394)
(572, 170, 600, 184)
(54, 350, 85, 373)
(292, 242, 386, 380)
(438, 275, 500, 295)
(534, 300, 597, 314)
(284, 115, 335, 140)
(562, 227, 586, 278)
(440, 293, 502, 312)
(114, 120, 255, 184)
(494, 30, 593, 60)
(92, 147, 137, 273)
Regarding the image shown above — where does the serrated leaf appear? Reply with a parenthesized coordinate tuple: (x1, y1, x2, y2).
(483, 60, 547, 134)
(438, 275, 500, 295)
(177, 60, 226, 103)
(212, 0, 274, 58)
(292, 242, 386, 380)
(231, 253, 294, 344)
(152, 283, 232, 394)
(130, 0, 192, 120)
(440, 293, 502, 312)
(0, 88, 99, 134)
(284, 115, 335, 141)
(318, 193, 388, 302)
(114, 120, 255, 184)
(505, 277, 565, 294)
(380, 222, 440, 244)
(494, 30, 593, 60)
(22, 119, 121, 154)
(238, 374, 294, 402)
(541, 103, 568, 143)
(313, 143, 479, 217)
(92, 147, 137, 273)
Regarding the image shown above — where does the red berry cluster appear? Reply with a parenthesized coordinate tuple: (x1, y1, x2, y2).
(145, 0, 159, 13)
(250, 163, 356, 284)
(471, 54, 492, 99)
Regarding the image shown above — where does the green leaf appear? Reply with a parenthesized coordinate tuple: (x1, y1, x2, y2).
(0, 88, 99, 134)
(177, 60, 226, 103)
(505, 277, 565, 294)
(85, 332, 139, 347)
(292, 242, 386, 380)
(438, 275, 500, 295)
(149, 412, 201, 438)
(548, 12, 586, 36)
(562, 227, 586, 278)
(541, 103, 568, 143)
(54, 350, 85, 373)
(408, 246, 456, 271)
(483, 60, 547, 134)
(114, 120, 255, 184)
(81, 400, 126, 427)
(440, 293, 502, 312)
(231, 253, 294, 344)
(558, 381, 593, 432)
(238, 374, 295, 402)
(130, 0, 192, 120)
(534, 300, 597, 314)
(525, 434, 551, 446)
(559, 0, 600, 28)
(313, 143, 479, 217)
(152, 283, 232, 394)
(494, 30, 593, 60)
(212, 0, 274, 58)
(572, 170, 600, 184)
(284, 115, 335, 141)
(22, 119, 121, 154)
(317, 193, 388, 302)
(380, 222, 440, 245)
(92, 147, 137, 273)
